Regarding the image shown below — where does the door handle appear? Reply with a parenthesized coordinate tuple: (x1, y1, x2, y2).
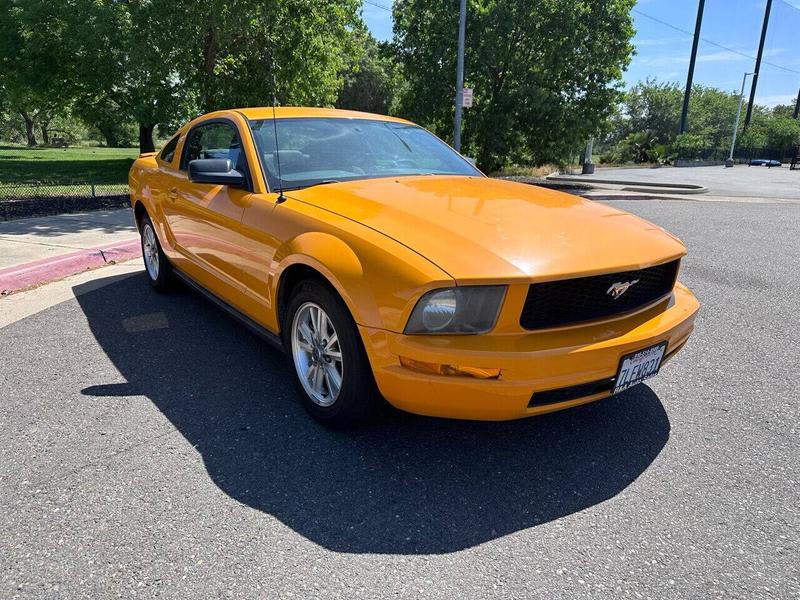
(168, 187, 178, 200)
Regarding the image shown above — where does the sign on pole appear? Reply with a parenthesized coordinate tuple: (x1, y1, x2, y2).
(462, 88, 474, 108)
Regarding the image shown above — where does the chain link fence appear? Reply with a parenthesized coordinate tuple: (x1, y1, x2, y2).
(0, 182, 130, 220)
(0, 182, 128, 200)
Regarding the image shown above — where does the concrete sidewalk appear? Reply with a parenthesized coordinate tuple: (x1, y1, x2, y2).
(0, 209, 139, 294)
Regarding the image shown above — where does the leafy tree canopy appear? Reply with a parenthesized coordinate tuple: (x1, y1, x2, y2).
(393, 0, 636, 171)
(337, 33, 404, 115)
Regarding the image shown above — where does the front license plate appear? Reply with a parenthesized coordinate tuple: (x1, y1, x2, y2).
(613, 342, 667, 394)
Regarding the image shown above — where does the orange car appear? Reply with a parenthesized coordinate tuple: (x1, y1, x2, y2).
(129, 107, 699, 426)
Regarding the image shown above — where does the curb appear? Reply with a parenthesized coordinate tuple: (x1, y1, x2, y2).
(0, 238, 140, 295)
(495, 176, 593, 192)
(545, 175, 708, 195)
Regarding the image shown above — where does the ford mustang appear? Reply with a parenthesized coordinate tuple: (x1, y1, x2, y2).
(129, 107, 699, 426)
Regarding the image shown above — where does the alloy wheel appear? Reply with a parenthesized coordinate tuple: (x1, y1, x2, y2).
(291, 302, 344, 407)
(142, 223, 160, 280)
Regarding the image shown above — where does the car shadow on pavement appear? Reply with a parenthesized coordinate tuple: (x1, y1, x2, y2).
(75, 273, 670, 555)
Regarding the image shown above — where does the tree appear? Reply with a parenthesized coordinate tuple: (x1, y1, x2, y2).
(74, 96, 137, 148)
(763, 116, 800, 148)
(63, 0, 192, 153)
(611, 80, 683, 146)
(688, 85, 744, 148)
(0, 0, 77, 146)
(337, 34, 404, 115)
(393, 0, 636, 171)
(611, 80, 743, 150)
(173, 0, 363, 114)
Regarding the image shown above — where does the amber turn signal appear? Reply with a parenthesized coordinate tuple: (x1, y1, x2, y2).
(399, 356, 502, 379)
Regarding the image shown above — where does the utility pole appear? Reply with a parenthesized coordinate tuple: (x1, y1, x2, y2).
(794, 88, 800, 119)
(453, 0, 467, 152)
(727, 72, 756, 168)
(745, 0, 772, 128)
(680, 0, 705, 134)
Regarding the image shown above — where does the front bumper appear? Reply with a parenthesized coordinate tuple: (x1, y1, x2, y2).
(359, 282, 700, 420)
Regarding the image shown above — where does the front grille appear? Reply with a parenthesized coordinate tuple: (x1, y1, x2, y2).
(528, 377, 615, 407)
(520, 260, 679, 330)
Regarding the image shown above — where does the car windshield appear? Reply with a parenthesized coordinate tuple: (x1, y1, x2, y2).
(249, 117, 481, 191)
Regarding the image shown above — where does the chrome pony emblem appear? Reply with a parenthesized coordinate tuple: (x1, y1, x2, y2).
(607, 279, 640, 300)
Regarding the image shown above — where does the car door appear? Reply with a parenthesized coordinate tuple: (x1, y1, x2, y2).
(163, 119, 252, 302)
(144, 133, 183, 257)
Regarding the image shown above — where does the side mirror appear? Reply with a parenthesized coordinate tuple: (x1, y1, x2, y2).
(188, 159, 245, 187)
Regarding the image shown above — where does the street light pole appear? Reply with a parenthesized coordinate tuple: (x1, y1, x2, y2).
(727, 72, 756, 168)
(453, 0, 467, 152)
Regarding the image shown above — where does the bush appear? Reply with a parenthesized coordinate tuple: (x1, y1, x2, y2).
(599, 150, 621, 164)
(670, 133, 707, 159)
(764, 117, 800, 149)
(647, 143, 672, 165)
(738, 127, 767, 150)
(617, 131, 658, 163)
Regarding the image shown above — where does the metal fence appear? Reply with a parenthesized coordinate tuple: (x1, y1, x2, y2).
(0, 182, 128, 201)
(677, 145, 797, 164)
(0, 182, 130, 220)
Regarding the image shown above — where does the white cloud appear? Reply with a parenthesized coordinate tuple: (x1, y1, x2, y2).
(636, 37, 688, 48)
(697, 51, 750, 63)
(757, 93, 798, 107)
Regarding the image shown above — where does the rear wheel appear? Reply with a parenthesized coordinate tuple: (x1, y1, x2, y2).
(283, 279, 379, 427)
(140, 214, 175, 291)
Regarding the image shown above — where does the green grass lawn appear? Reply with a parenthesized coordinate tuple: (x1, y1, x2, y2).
(0, 146, 140, 185)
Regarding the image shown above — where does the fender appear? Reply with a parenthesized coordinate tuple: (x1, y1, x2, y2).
(130, 159, 182, 258)
(272, 232, 379, 327)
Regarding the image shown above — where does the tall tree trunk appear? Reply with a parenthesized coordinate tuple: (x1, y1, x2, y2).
(99, 126, 119, 148)
(41, 120, 50, 145)
(138, 123, 155, 153)
(21, 112, 37, 146)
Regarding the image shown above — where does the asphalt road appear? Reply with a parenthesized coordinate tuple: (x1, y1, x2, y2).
(1, 199, 798, 599)
(573, 165, 800, 200)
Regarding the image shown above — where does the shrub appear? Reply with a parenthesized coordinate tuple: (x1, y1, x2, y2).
(670, 133, 707, 159)
(618, 131, 658, 163)
(764, 117, 800, 149)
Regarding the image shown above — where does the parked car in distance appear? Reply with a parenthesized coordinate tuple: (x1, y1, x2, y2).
(129, 107, 700, 427)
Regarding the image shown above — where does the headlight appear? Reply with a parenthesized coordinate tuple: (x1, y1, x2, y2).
(404, 286, 506, 334)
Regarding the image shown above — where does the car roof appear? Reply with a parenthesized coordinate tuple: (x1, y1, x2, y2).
(231, 106, 413, 124)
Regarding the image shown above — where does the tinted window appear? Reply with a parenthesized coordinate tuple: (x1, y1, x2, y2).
(180, 121, 246, 172)
(249, 117, 481, 191)
(159, 135, 180, 164)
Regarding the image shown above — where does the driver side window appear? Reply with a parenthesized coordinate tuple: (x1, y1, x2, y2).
(180, 121, 246, 173)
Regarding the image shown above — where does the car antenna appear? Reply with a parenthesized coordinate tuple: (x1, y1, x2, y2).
(268, 48, 287, 203)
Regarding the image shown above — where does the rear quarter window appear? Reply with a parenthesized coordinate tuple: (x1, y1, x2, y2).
(159, 135, 180, 164)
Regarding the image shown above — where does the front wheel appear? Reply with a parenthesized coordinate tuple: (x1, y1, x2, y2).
(283, 279, 380, 427)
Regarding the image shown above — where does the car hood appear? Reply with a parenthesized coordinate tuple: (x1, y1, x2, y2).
(289, 176, 686, 283)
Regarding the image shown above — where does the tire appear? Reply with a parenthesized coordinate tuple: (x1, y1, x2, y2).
(283, 279, 380, 427)
(139, 214, 175, 292)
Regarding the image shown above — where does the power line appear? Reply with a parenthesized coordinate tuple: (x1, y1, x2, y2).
(776, 0, 800, 12)
(363, 0, 392, 11)
(632, 7, 800, 76)
(365, 2, 800, 76)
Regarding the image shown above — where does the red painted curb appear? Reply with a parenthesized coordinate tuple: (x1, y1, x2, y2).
(0, 239, 140, 294)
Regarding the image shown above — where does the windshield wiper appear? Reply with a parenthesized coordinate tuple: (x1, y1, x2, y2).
(283, 179, 343, 192)
(306, 179, 342, 188)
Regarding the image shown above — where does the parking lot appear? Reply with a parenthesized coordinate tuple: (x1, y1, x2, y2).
(576, 164, 800, 200)
(1, 198, 798, 598)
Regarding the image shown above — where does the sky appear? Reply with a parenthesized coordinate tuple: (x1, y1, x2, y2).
(361, 0, 800, 107)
